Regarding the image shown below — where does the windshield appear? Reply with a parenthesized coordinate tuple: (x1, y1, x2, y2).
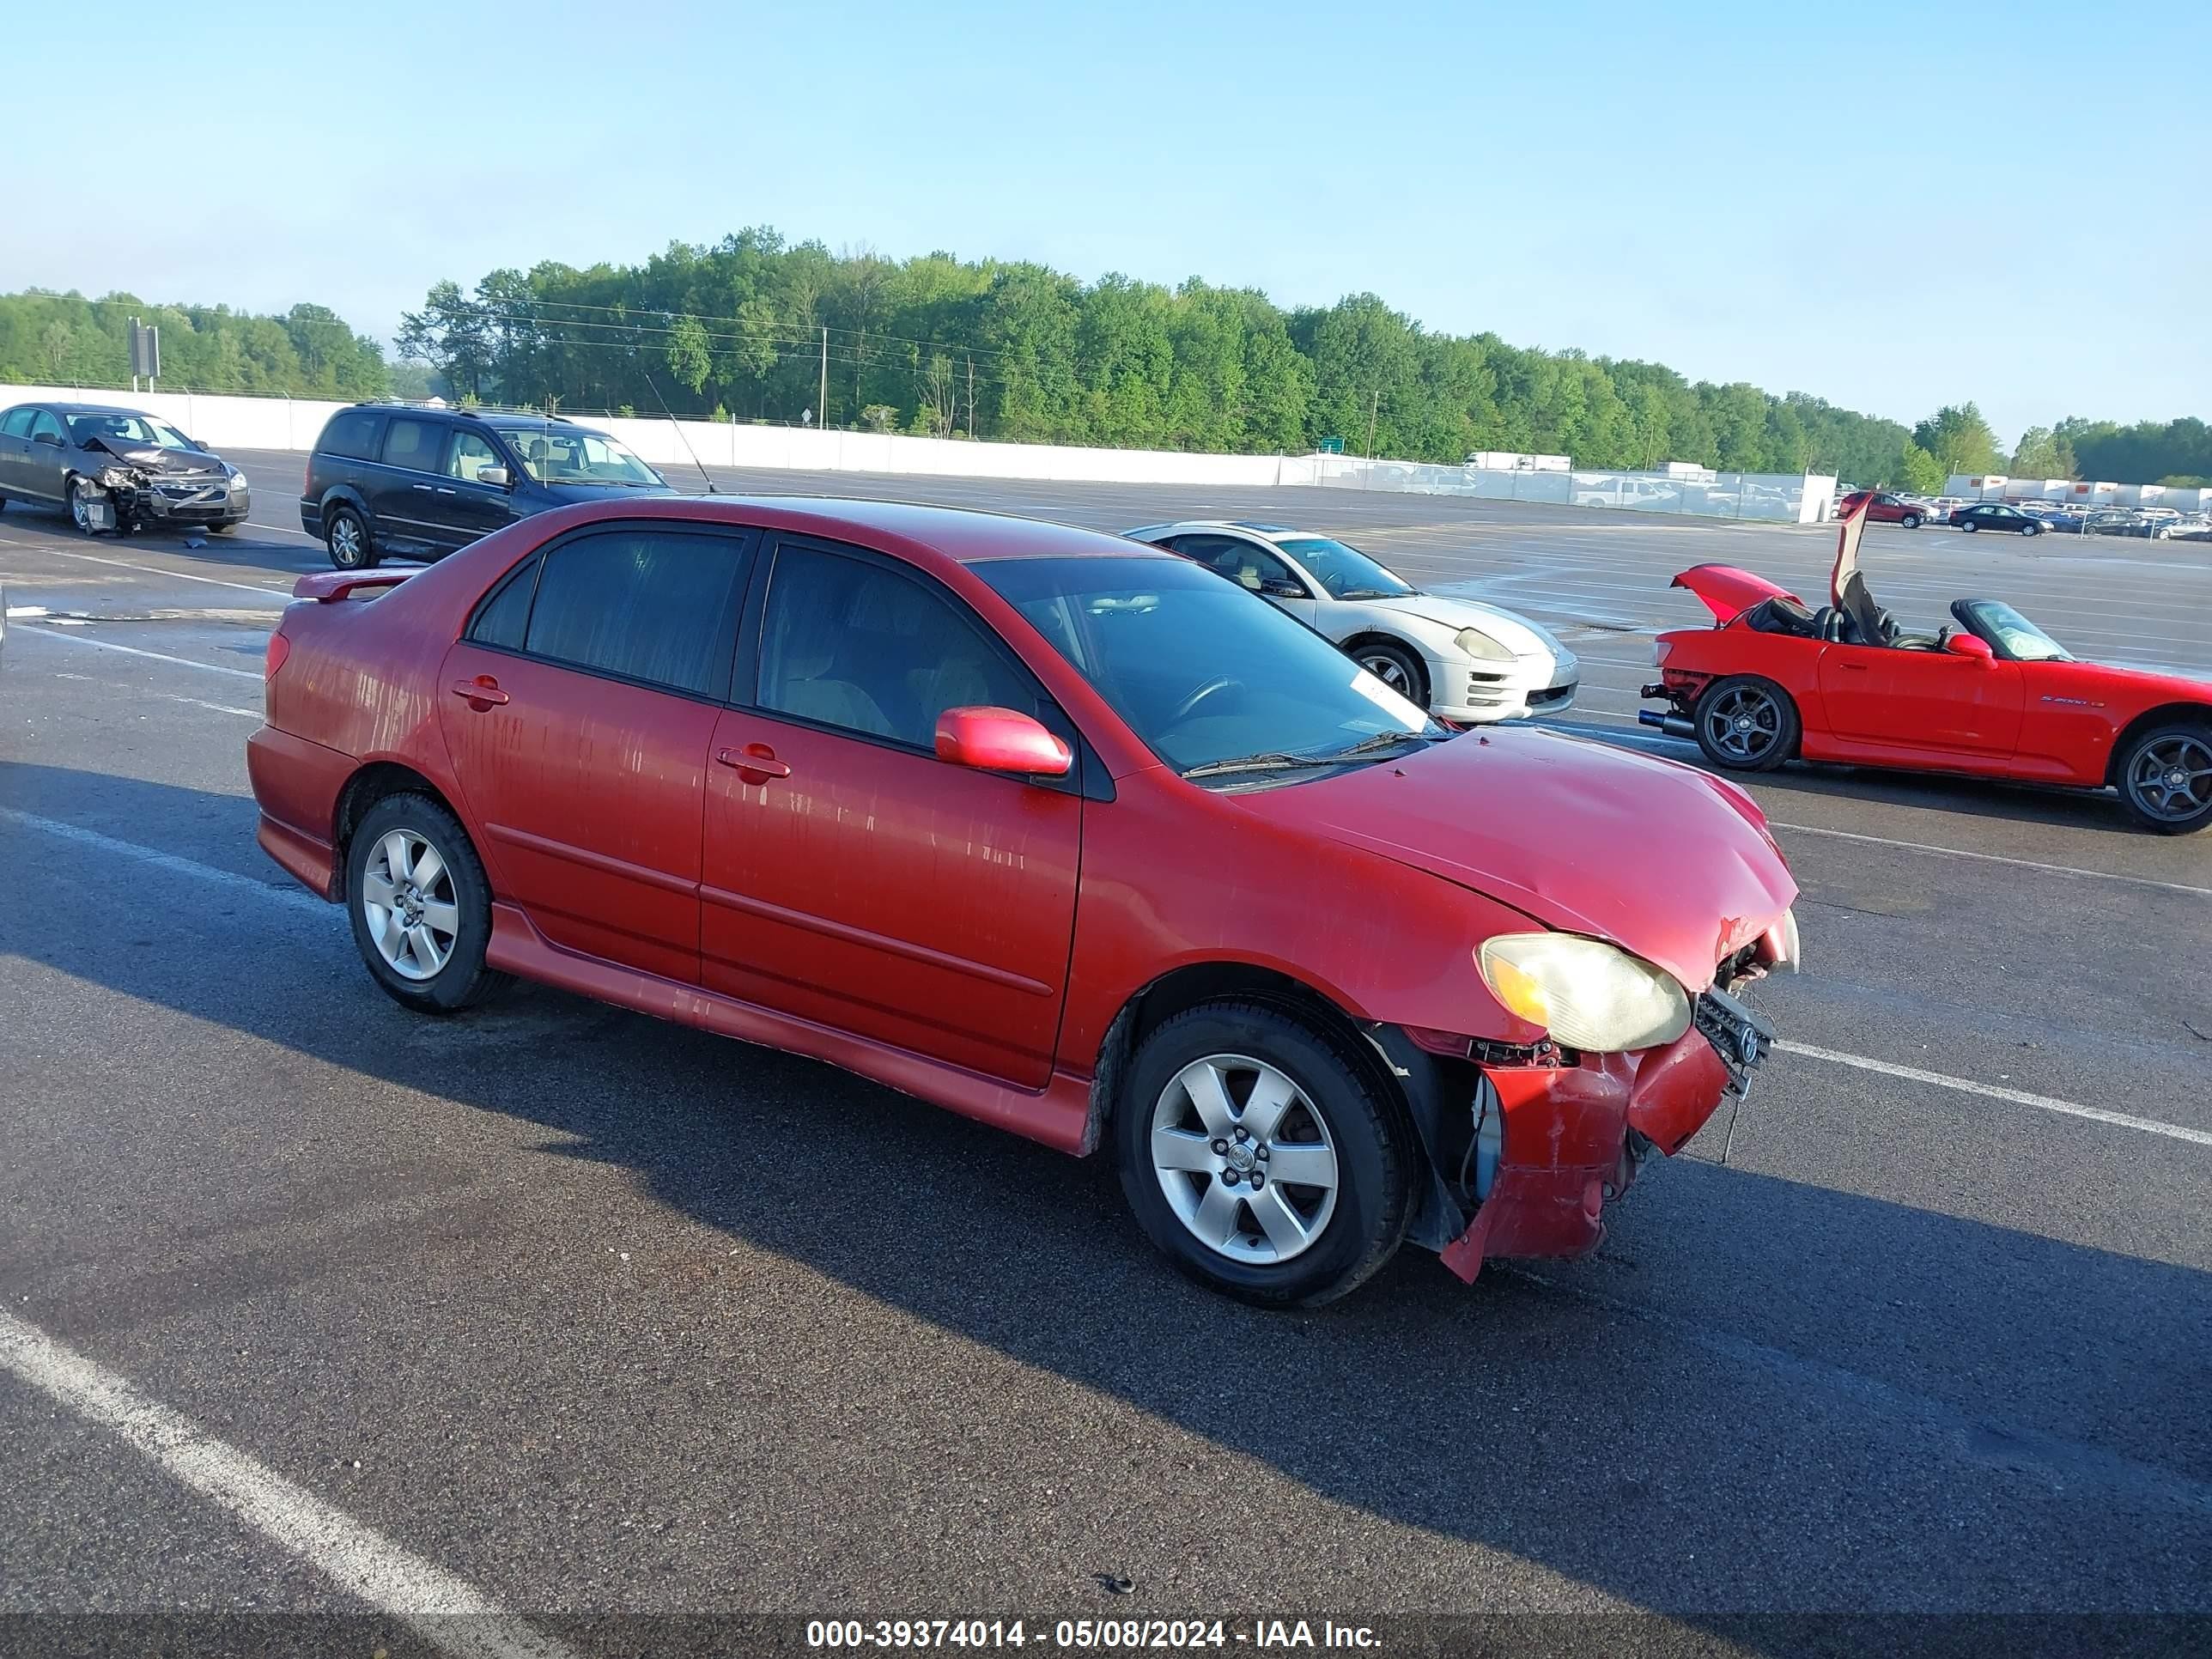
(1275, 537, 1415, 599)
(1967, 601, 2073, 662)
(974, 555, 1436, 781)
(69, 413, 194, 450)
(501, 427, 665, 486)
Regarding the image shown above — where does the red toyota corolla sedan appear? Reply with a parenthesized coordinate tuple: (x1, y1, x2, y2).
(248, 497, 1799, 1305)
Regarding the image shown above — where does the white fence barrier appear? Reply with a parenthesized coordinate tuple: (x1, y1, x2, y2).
(0, 382, 1833, 522)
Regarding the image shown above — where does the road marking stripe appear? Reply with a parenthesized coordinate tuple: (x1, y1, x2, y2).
(0, 1309, 574, 1659)
(11, 545, 294, 598)
(1778, 1042, 2212, 1146)
(1767, 821, 2212, 899)
(0, 809, 325, 914)
(10, 623, 264, 680)
(10, 806, 2207, 1150)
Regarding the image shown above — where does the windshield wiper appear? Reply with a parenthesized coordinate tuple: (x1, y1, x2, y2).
(1182, 730, 1442, 781)
(1180, 750, 1357, 781)
(1336, 587, 1401, 600)
(1330, 728, 1447, 760)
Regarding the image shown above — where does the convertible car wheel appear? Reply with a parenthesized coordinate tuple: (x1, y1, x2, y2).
(1116, 1001, 1410, 1307)
(2118, 726, 2212, 834)
(1693, 676, 1799, 772)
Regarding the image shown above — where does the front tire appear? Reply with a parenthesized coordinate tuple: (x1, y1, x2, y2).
(1352, 639, 1431, 709)
(2118, 724, 2212, 835)
(345, 794, 511, 1011)
(1116, 1001, 1411, 1307)
(1693, 674, 1799, 772)
(325, 504, 378, 569)
(67, 476, 110, 537)
(1901, 513, 1922, 529)
(2021, 521, 2042, 537)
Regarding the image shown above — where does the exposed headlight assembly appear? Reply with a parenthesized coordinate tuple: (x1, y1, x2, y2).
(97, 466, 136, 489)
(1455, 626, 1510, 659)
(1477, 933, 1691, 1053)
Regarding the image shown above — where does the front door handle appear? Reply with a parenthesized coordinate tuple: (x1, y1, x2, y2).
(716, 744, 791, 781)
(450, 676, 509, 707)
(1838, 662, 1870, 672)
(411, 483, 435, 492)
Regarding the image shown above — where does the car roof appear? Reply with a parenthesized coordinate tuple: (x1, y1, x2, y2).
(1126, 519, 1315, 543)
(40, 403, 161, 418)
(532, 494, 1182, 566)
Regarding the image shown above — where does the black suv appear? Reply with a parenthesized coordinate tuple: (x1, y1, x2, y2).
(300, 404, 677, 568)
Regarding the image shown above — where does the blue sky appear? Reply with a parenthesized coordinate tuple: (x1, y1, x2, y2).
(8, 0, 2204, 445)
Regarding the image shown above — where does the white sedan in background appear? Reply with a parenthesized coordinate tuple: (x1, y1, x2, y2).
(1124, 520, 1578, 723)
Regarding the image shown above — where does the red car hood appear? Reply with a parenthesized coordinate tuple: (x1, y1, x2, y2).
(1255, 728, 1799, 992)
(1672, 563, 1801, 623)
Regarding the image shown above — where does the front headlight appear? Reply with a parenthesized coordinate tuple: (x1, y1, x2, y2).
(1455, 626, 1510, 659)
(1477, 933, 1692, 1053)
(97, 466, 136, 489)
(228, 469, 249, 492)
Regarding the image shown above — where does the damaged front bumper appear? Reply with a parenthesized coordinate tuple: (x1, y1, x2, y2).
(96, 470, 249, 526)
(1430, 988, 1775, 1282)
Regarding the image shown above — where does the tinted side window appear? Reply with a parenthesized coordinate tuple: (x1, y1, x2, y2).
(318, 410, 384, 460)
(522, 529, 748, 698)
(381, 417, 447, 473)
(1174, 534, 1298, 594)
(0, 408, 34, 439)
(448, 430, 502, 482)
(27, 410, 66, 445)
(755, 547, 1040, 748)
(465, 553, 542, 652)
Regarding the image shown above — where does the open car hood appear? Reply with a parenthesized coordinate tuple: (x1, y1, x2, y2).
(1252, 727, 1797, 992)
(1671, 563, 1801, 623)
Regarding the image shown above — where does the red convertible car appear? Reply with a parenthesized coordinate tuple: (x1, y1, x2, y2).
(1640, 503, 2212, 832)
(249, 496, 1798, 1306)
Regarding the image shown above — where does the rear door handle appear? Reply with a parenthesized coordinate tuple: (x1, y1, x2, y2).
(449, 677, 509, 707)
(434, 486, 458, 495)
(410, 483, 434, 492)
(716, 744, 791, 780)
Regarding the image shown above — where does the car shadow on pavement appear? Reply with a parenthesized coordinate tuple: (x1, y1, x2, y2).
(3, 761, 2209, 1641)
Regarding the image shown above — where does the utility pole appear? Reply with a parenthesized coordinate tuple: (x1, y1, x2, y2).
(819, 327, 829, 432)
(966, 356, 975, 440)
(1365, 388, 1380, 459)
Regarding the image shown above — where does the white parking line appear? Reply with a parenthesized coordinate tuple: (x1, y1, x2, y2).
(1769, 820, 2212, 899)
(1778, 1042, 2212, 1147)
(9, 806, 2207, 1152)
(10, 623, 264, 680)
(9, 544, 294, 597)
(0, 1309, 574, 1659)
(0, 809, 325, 912)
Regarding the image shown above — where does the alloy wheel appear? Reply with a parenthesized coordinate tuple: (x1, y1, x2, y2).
(358, 829, 460, 980)
(1358, 651, 1413, 695)
(1149, 1054, 1340, 1265)
(70, 479, 97, 533)
(1702, 684, 1784, 763)
(2127, 734, 2212, 824)
(330, 514, 364, 566)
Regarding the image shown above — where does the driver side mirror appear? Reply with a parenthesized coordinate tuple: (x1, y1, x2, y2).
(1946, 633, 1996, 665)
(934, 706, 1072, 778)
(1259, 577, 1306, 599)
(33, 430, 62, 447)
(476, 465, 511, 489)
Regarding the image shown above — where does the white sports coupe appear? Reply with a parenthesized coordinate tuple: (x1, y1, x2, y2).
(1125, 520, 1578, 723)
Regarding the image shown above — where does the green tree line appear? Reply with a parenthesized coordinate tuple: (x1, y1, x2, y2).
(393, 228, 1932, 479)
(0, 290, 392, 400)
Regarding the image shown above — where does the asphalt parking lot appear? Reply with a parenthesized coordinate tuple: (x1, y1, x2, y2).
(3, 453, 2209, 1656)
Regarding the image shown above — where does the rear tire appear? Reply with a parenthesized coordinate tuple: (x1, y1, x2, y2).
(326, 504, 378, 569)
(2117, 724, 2212, 835)
(1693, 674, 1799, 772)
(1960, 520, 1978, 532)
(1116, 1000, 1411, 1307)
(1352, 638, 1431, 709)
(344, 794, 512, 1012)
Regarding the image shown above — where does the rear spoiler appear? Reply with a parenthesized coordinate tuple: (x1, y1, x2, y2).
(292, 569, 414, 603)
